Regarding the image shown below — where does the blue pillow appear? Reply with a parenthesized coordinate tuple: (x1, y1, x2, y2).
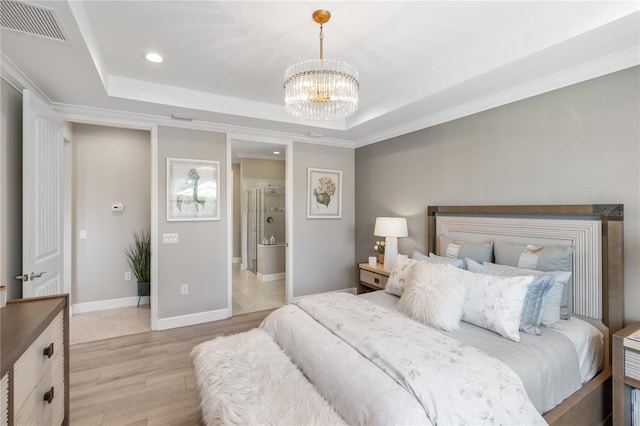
(411, 250, 464, 268)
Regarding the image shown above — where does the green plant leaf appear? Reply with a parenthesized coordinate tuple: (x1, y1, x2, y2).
(123, 230, 151, 284)
(316, 192, 331, 208)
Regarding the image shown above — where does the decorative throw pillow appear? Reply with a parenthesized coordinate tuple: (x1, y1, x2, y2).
(481, 262, 572, 323)
(427, 252, 464, 268)
(438, 235, 493, 263)
(411, 249, 430, 261)
(454, 267, 534, 342)
(384, 254, 417, 297)
(397, 262, 467, 331)
(412, 250, 464, 268)
(538, 280, 564, 328)
(494, 240, 574, 272)
(464, 258, 553, 335)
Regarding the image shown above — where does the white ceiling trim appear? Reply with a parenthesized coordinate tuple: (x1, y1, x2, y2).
(355, 46, 640, 148)
(53, 102, 356, 148)
(0, 53, 51, 102)
(67, 0, 109, 91)
(107, 75, 346, 131)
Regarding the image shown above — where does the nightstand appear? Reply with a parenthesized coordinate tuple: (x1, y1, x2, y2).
(613, 322, 640, 425)
(357, 263, 391, 294)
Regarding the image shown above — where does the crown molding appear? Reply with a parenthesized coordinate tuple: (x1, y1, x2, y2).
(354, 46, 640, 148)
(53, 102, 356, 148)
(0, 53, 52, 102)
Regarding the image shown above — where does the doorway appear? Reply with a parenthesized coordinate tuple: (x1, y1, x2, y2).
(66, 123, 152, 343)
(230, 138, 289, 315)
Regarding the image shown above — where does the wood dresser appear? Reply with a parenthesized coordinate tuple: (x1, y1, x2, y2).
(613, 321, 640, 425)
(1, 295, 69, 425)
(357, 263, 391, 294)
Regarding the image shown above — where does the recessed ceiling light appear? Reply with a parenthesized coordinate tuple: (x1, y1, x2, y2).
(145, 52, 163, 63)
(273, 151, 280, 155)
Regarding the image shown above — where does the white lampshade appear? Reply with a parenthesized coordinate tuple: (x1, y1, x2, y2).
(374, 217, 408, 238)
(373, 217, 408, 270)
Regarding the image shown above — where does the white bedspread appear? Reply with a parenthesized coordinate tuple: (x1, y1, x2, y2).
(360, 290, 589, 413)
(262, 292, 545, 425)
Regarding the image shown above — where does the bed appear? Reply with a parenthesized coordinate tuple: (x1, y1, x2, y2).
(194, 204, 624, 424)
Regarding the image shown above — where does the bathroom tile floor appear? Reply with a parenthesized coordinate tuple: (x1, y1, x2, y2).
(232, 263, 286, 315)
(69, 264, 284, 344)
(70, 304, 150, 345)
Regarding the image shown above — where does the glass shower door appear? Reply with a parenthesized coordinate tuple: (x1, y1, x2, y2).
(247, 189, 258, 273)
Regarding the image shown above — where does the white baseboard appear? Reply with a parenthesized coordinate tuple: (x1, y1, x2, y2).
(73, 296, 142, 314)
(290, 286, 356, 302)
(257, 272, 286, 282)
(232, 257, 241, 264)
(155, 308, 229, 330)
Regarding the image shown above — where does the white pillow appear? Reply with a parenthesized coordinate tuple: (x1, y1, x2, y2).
(397, 263, 467, 331)
(384, 254, 417, 297)
(455, 268, 534, 342)
(481, 262, 572, 323)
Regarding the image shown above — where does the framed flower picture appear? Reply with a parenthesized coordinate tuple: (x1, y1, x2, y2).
(167, 158, 220, 221)
(307, 168, 342, 219)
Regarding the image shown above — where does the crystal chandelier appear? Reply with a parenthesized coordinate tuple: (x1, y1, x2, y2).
(283, 10, 359, 121)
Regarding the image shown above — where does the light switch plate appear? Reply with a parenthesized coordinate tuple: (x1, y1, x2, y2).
(79, 230, 87, 240)
(162, 233, 179, 244)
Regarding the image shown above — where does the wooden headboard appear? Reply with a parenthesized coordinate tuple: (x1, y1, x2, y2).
(426, 204, 624, 336)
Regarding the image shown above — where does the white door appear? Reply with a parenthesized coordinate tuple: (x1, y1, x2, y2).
(19, 90, 64, 297)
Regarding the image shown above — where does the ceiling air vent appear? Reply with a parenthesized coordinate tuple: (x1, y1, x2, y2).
(0, 0, 67, 42)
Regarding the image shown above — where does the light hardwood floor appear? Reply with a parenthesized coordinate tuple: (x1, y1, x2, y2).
(69, 309, 271, 425)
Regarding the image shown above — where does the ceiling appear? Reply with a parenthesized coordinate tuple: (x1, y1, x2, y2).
(1, 1, 639, 148)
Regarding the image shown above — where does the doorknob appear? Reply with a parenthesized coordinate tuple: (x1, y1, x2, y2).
(30, 271, 46, 280)
(15, 271, 47, 282)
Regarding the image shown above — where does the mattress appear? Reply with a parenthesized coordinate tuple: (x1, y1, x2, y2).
(359, 290, 603, 411)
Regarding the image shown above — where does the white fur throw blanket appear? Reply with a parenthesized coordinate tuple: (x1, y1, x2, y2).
(190, 328, 346, 426)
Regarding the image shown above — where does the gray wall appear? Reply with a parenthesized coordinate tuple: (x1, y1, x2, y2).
(355, 66, 640, 322)
(0, 79, 23, 299)
(293, 142, 355, 297)
(157, 126, 227, 319)
(72, 124, 150, 304)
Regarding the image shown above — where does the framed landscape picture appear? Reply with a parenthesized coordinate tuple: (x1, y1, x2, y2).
(307, 167, 342, 219)
(166, 158, 220, 221)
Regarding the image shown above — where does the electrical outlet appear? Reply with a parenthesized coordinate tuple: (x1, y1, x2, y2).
(125, 271, 132, 281)
(180, 284, 189, 295)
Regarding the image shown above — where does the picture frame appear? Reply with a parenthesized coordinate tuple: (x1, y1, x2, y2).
(307, 167, 342, 219)
(166, 158, 220, 221)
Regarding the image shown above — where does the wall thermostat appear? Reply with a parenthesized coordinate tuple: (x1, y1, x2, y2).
(111, 202, 124, 212)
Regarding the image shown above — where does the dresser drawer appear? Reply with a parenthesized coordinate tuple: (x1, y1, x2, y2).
(13, 310, 65, 426)
(14, 342, 37, 416)
(1, 373, 8, 426)
(625, 347, 640, 381)
(360, 269, 387, 289)
(35, 311, 64, 383)
(30, 337, 63, 426)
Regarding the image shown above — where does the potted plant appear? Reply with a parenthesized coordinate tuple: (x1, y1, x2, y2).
(374, 240, 386, 265)
(124, 230, 151, 305)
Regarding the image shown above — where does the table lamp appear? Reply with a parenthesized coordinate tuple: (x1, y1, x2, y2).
(374, 217, 408, 270)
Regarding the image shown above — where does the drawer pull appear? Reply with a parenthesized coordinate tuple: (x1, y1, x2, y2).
(374, 277, 380, 284)
(43, 342, 54, 358)
(43, 386, 55, 404)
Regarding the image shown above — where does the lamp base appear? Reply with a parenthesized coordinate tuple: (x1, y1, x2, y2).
(383, 237, 398, 270)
